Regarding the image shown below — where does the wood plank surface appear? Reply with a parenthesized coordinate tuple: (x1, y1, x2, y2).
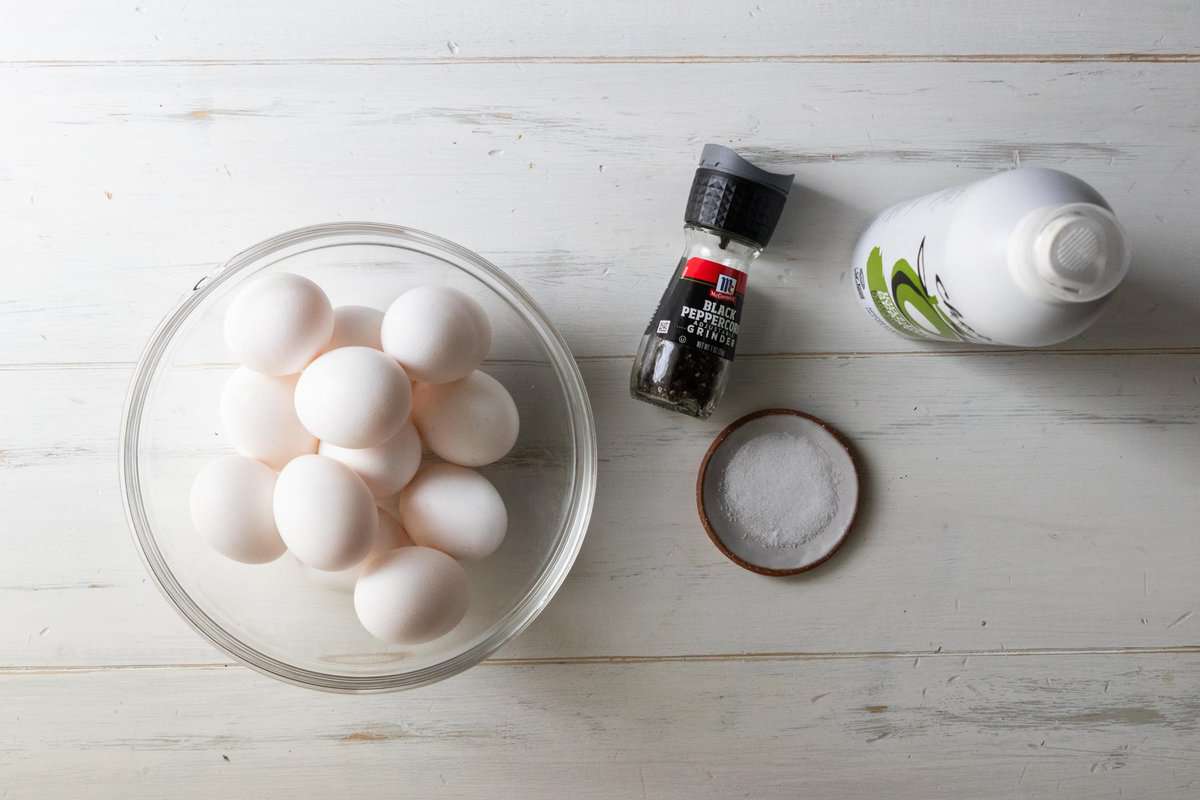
(2, 652, 1198, 798)
(4, 1, 1197, 63)
(3, 353, 1196, 666)
(3, 2, 1199, 796)
(2, 62, 1199, 365)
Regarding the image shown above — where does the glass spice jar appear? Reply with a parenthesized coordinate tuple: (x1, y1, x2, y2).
(630, 145, 793, 418)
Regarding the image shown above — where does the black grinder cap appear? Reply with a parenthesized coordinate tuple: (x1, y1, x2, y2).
(685, 144, 794, 248)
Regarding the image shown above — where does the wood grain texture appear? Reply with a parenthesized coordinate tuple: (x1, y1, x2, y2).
(1, 62, 1199, 364)
(3, 1, 1197, 62)
(1, 652, 1198, 798)
(3, 354, 1197, 666)
(3, 3, 1199, 795)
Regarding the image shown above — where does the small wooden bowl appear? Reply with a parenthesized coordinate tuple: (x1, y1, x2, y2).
(696, 408, 861, 576)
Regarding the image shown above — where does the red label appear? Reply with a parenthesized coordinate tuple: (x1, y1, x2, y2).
(644, 255, 746, 360)
(682, 257, 748, 300)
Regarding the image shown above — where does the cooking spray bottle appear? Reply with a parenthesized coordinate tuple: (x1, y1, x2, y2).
(852, 167, 1131, 347)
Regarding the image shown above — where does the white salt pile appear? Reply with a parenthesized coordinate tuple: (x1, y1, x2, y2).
(718, 431, 840, 549)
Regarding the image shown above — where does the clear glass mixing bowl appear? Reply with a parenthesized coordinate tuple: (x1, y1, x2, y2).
(120, 223, 597, 692)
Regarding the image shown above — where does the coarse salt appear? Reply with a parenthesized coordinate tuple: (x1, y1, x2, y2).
(718, 431, 840, 549)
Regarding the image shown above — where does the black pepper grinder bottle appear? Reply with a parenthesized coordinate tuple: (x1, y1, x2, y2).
(630, 145, 793, 418)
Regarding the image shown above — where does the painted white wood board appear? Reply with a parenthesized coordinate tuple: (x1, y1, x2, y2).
(2, 62, 1198, 366)
(2, 3, 1199, 796)
(4, 1, 1197, 62)
(3, 353, 1197, 667)
(1, 652, 1197, 798)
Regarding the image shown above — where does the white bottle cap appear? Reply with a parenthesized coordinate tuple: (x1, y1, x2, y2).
(1009, 203, 1131, 303)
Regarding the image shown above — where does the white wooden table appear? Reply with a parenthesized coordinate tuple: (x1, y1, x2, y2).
(3, 3, 1199, 796)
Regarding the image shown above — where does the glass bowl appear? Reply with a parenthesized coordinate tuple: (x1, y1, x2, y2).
(120, 222, 597, 692)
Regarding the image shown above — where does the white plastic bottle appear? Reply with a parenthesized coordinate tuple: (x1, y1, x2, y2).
(851, 168, 1131, 347)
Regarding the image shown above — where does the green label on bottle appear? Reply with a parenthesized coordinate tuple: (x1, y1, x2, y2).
(854, 239, 990, 343)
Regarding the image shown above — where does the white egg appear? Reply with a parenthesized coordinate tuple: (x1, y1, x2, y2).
(219, 367, 317, 470)
(354, 547, 469, 644)
(294, 346, 413, 448)
(318, 422, 422, 498)
(306, 508, 413, 592)
(273, 454, 377, 570)
(224, 272, 333, 375)
(380, 286, 492, 384)
(322, 305, 384, 352)
(190, 456, 286, 564)
(412, 370, 519, 467)
(396, 463, 507, 560)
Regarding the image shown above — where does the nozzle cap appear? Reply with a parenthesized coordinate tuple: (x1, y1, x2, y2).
(1010, 203, 1130, 303)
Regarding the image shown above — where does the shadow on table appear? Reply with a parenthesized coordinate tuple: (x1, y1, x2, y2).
(1076, 268, 1200, 348)
(721, 247, 1199, 585)
(731, 178, 869, 357)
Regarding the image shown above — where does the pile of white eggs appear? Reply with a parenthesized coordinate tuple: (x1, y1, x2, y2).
(190, 272, 519, 645)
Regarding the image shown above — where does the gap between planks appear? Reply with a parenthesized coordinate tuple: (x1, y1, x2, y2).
(2, 53, 1199, 69)
(578, 347, 1200, 362)
(0, 347, 1198, 374)
(4, 644, 1200, 677)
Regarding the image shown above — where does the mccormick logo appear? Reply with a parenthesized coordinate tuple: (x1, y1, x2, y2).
(715, 274, 738, 297)
(683, 257, 747, 302)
